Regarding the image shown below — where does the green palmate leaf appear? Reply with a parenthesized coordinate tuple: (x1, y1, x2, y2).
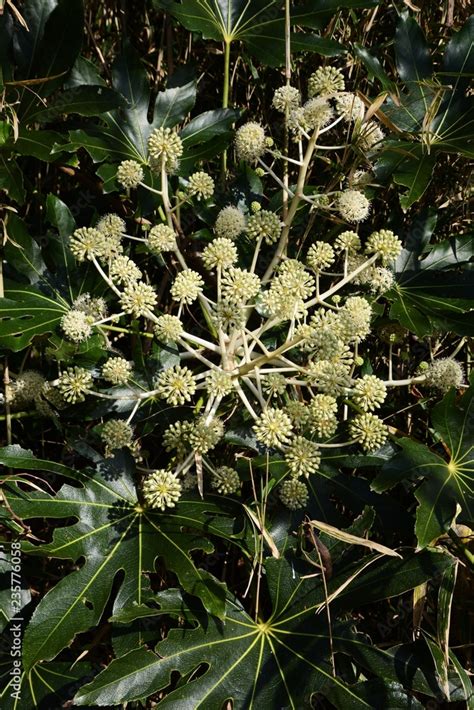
(74, 550, 452, 708)
(421, 234, 474, 269)
(0, 447, 240, 669)
(27, 85, 127, 122)
(2, 127, 64, 161)
(373, 377, 474, 547)
(13, 0, 84, 120)
(394, 12, 433, 83)
(441, 15, 474, 95)
(389, 144, 437, 211)
(181, 108, 242, 146)
(353, 43, 397, 93)
(0, 286, 68, 352)
(4, 213, 46, 284)
(156, 0, 378, 66)
(388, 275, 474, 337)
(324, 680, 423, 709)
(0, 658, 92, 710)
(55, 44, 196, 164)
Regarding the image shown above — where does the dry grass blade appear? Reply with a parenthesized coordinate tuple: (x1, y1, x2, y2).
(307, 519, 402, 557)
(243, 504, 280, 559)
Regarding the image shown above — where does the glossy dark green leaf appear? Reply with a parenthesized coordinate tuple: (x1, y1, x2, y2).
(0, 156, 25, 204)
(15, 0, 84, 120)
(4, 213, 46, 284)
(181, 108, 241, 146)
(392, 146, 437, 211)
(0, 448, 241, 668)
(324, 679, 423, 709)
(353, 43, 397, 92)
(0, 286, 68, 351)
(74, 549, 451, 708)
(2, 128, 64, 161)
(0, 660, 93, 710)
(442, 15, 474, 95)
(373, 379, 474, 547)
(156, 0, 377, 66)
(28, 85, 126, 122)
(394, 13, 433, 83)
(420, 234, 474, 269)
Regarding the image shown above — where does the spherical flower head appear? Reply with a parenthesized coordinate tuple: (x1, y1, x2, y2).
(11, 371, 46, 406)
(353, 375, 387, 412)
(302, 97, 334, 130)
(425, 358, 464, 393)
(262, 260, 314, 322)
(358, 121, 384, 152)
(366, 266, 395, 294)
(349, 169, 373, 190)
(109, 255, 142, 285)
(70, 227, 105, 262)
(155, 365, 196, 405)
(58, 367, 93, 403)
(247, 210, 283, 245)
(285, 400, 310, 430)
(262, 373, 287, 398)
(221, 268, 260, 304)
(211, 300, 246, 332)
(349, 413, 387, 452)
(235, 122, 267, 162)
(308, 394, 338, 438)
(148, 127, 183, 171)
(288, 106, 307, 137)
(73, 294, 107, 320)
(202, 238, 238, 271)
(205, 370, 234, 397)
(365, 229, 402, 264)
(142, 469, 182, 511)
(187, 171, 215, 200)
(163, 420, 193, 457)
(306, 241, 335, 272)
(171, 269, 204, 305)
(101, 419, 134, 453)
(279, 478, 309, 510)
(120, 281, 157, 318)
(61, 309, 92, 342)
(308, 66, 345, 97)
(286, 436, 321, 478)
(336, 190, 370, 223)
(96, 214, 125, 241)
(146, 224, 177, 254)
(273, 85, 301, 113)
(211, 466, 240, 495)
(214, 206, 246, 240)
(334, 231, 361, 254)
(253, 408, 294, 449)
(305, 360, 351, 396)
(117, 160, 144, 188)
(334, 92, 365, 122)
(102, 357, 132, 385)
(154, 315, 184, 344)
(338, 296, 372, 344)
(188, 417, 224, 454)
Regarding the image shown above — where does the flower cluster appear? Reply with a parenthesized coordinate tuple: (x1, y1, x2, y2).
(38, 63, 453, 519)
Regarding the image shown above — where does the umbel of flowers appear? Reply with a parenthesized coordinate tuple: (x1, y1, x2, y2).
(14, 66, 465, 513)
